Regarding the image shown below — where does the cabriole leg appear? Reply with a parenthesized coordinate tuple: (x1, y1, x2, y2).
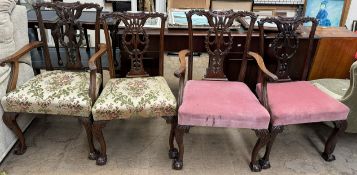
(93, 121, 107, 165)
(168, 116, 178, 159)
(250, 129, 270, 172)
(79, 117, 99, 160)
(259, 125, 284, 170)
(322, 120, 347, 161)
(2, 112, 27, 155)
(172, 125, 188, 170)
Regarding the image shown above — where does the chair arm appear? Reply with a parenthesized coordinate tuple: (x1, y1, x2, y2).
(0, 41, 43, 66)
(1, 41, 43, 92)
(248, 52, 276, 112)
(260, 78, 270, 111)
(341, 61, 357, 101)
(174, 50, 190, 78)
(88, 44, 108, 71)
(88, 43, 108, 102)
(174, 50, 190, 107)
(248, 51, 278, 81)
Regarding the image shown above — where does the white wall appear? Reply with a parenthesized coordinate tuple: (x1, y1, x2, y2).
(346, 0, 357, 30)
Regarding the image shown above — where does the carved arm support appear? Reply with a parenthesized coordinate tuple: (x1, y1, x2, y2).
(174, 49, 190, 107)
(88, 43, 108, 103)
(248, 52, 278, 81)
(248, 51, 278, 110)
(0, 41, 44, 93)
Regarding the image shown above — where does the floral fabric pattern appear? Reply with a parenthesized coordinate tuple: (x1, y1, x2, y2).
(92, 76, 176, 121)
(1, 70, 102, 117)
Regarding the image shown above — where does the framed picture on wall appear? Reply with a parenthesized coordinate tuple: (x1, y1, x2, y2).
(304, 0, 346, 27)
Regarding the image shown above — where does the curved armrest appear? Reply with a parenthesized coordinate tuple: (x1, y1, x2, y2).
(174, 49, 190, 107)
(88, 43, 108, 102)
(1, 41, 43, 92)
(248, 51, 278, 81)
(341, 61, 357, 101)
(0, 41, 43, 66)
(174, 49, 190, 78)
(88, 43, 108, 71)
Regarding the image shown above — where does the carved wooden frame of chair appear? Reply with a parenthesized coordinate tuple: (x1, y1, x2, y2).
(171, 10, 279, 172)
(0, 2, 111, 161)
(255, 16, 348, 170)
(91, 11, 168, 165)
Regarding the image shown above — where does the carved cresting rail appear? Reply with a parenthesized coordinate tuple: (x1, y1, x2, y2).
(186, 10, 257, 81)
(33, 2, 103, 70)
(101, 12, 167, 77)
(258, 16, 318, 81)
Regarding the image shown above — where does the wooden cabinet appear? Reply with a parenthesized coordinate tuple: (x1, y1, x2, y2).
(308, 28, 357, 80)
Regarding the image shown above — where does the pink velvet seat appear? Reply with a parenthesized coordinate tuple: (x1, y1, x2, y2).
(178, 80, 270, 129)
(256, 81, 349, 126)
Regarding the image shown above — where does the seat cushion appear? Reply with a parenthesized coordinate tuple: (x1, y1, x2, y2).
(310, 79, 349, 100)
(92, 76, 176, 121)
(178, 80, 270, 129)
(1, 70, 102, 117)
(256, 81, 349, 126)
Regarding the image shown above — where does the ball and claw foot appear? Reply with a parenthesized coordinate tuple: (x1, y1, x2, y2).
(88, 150, 100, 160)
(259, 158, 271, 169)
(322, 152, 336, 162)
(14, 145, 27, 155)
(96, 155, 107, 166)
(250, 162, 262, 172)
(168, 148, 178, 159)
(172, 159, 183, 170)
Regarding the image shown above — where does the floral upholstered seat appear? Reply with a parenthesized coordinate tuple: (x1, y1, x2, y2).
(1, 70, 102, 117)
(92, 76, 176, 121)
(90, 12, 174, 166)
(0, 2, 108, 162)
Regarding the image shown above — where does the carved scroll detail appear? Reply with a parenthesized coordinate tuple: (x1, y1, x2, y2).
(102, 12, 166, 77)
(33, 2, 102, 69)
(258, 17, 317, 80)
(186, 10, 257, 79)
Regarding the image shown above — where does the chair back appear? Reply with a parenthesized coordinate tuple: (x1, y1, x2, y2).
(102, 12, 167, 78)
(258, 16, 317, 81)
(186, 10, 257, 81)
(33, 2, 102, 70)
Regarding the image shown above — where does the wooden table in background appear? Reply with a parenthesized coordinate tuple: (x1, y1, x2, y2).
(27, 10, 357, 89)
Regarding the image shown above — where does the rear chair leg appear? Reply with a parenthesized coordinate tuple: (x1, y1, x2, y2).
(93, 121, 107, 165)
(259, 125, 284, 170)
(79, 117, 99, 160)
(2, 112, 27, 155)
(322, 120, 347, 161)
(172, 125, 188, 170)
(250, 129, 270, 172)
(168, 116, 178, 159)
